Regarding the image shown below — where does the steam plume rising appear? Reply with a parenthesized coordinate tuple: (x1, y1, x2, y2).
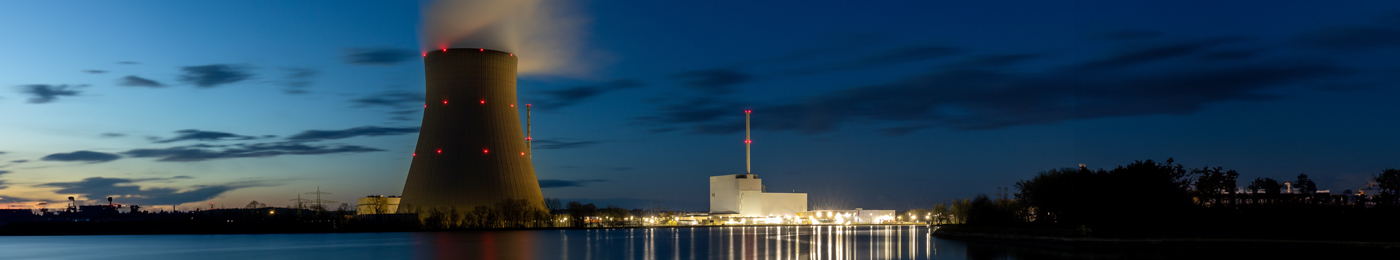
(421, 0, 587, 75)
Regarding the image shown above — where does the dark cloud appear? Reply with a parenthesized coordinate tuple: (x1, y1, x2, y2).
(285, 126, 419, 142)
(1096, 30, 1162, 41)
(538, 179, 606, 188)
(18, 84, 85, 103)
(155, 129, 257, 143)
(352, 91, 424, 108)
(117, 61, 139, 65)
(0, 171, 9, 175)
(531, 80, 642, 109)
(84, 70, 107, 74)
(100, 132, 126, 138)
(1198, 50, 1261, 61)
(281, 68, 317, 94)
(41, 151, 121, 163)
(880, 125, 932, 136)
(343, 48, 417, 65)
(646, 39, 1349, 134)
(1295, 25, 1400, 51)
(532, 139, 603, 150)
(779, 45, 962, 75)
(39, 177, 270, 205)
(124, 142, 383, 162)
(119, 75, 166, 88)
(178, 64, 252, 88)
(671, 69, 750, 94)
(9, 160, 27, 163)
(943, 54, 1043, 69)
(1076, 38, 1243, 70)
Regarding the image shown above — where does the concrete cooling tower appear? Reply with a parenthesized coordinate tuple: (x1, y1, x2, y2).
(400, 48, 544, 211)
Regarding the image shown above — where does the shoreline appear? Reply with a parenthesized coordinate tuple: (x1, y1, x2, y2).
(929, 226, 1400, 251)
(0, 223, 926, 237)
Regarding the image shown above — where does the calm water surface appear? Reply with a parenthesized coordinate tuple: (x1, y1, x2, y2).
(0, 226, 1115, 259)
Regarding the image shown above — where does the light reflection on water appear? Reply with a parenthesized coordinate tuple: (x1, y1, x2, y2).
(0, 225, 1006, 260)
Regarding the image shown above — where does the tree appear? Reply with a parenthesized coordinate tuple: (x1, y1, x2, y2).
(1248, 177, 1282, 195)
(544, 198, 562, 212)
(1192, 166, 1240, 206)
(1015, 159, 1193, 228)
(337, 203, 352, 213)
(1294, 173, 1318, 195)
(245, 201, 268, 209)
(1374, 169, 1400, 205)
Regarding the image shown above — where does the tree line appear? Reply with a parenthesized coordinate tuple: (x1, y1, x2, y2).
(934, 159, 1400, 240)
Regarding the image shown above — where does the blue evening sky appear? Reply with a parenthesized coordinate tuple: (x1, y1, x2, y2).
(1, 1, 1398, 211)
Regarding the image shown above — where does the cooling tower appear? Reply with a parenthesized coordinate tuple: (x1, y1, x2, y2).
(400, 48, 544, 212)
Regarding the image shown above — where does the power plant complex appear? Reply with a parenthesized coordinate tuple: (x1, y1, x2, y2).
(399, 48, 545, 212)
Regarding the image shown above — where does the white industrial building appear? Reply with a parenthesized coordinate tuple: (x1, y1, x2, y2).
(709, 174, 807, 218)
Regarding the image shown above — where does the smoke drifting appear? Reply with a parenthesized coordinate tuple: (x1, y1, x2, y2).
(421, 0, 588, 75)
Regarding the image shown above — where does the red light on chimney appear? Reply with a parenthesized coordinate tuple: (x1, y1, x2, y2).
(525, 137, 532, 140)
(510, 53, 514, 56)
(520, 152, 525, 156)
(422, 52, 426, 57)
(483, 149, 489, 154)
(480, 100, 486, 104)
(510, 104, 515, 107)
(436, 149, 442, 154)
(745, 140, 752, 144)
(479, 48, 484, 52)
(413, 153, 416, 157)
(526, 104, 531, 107)
(442, 48, 447, 52)
(443, 100, 448, 105)
(745, 110, 751, 113)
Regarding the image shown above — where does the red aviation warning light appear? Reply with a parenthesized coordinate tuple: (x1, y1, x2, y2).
(480, 100, 486, 104)
(745, 139, 752, 144)
(413, 153, 416, 157)
(443, 100, 448, 105)
(520, 152, 525, 156)
(436, 149, 442, 154)
(479, 48, 484, 52)
(483, 149, 489, 154)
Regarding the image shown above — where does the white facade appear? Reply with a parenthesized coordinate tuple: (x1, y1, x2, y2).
(710, 174, 807, 217)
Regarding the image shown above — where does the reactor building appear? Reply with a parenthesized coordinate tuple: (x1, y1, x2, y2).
(709, 110, 807, 219)
(400, 48, 545, 212)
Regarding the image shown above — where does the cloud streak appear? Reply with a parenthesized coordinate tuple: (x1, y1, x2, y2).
(39, 177, 271, 205)
(119, 75, 166, 88)
(18, 84, 84, 103)
(532, 139, 602, 149)
(538, 179, 605, 188)
(154, 129, 258, 143)
(123, 142, 383, 162)
(41, 151, 121, 163)
(343, 48, 417, 65)
(179, 64, 252, 88)
(531, 80, 641, 109)
(286, 126, 420, 142)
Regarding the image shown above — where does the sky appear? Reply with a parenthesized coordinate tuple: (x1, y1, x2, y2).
(1, 0, 1398, 211)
